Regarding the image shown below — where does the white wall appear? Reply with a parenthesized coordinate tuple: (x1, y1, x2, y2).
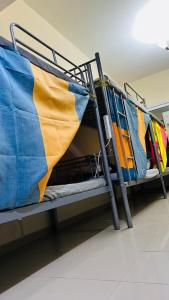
(0, 0, 107, 247)
(131, 68, 169, 106)
(0, 0, 89, 64)
(0, 0, 16, 11)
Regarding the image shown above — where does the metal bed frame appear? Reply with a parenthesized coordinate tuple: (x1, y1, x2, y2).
(92, 77, 168, 228)
(124, 82, 165, 126)
(0, 23, 120, 230)
(66, 58, 169, 228)
(124, 82, 168, 195)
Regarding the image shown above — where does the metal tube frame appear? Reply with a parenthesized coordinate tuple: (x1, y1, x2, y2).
(124, 82, 164, 126)
(9, 23, 86, 84)
(65, 58, 168, 226)
(87, 64, 120, 230)
(8, 23, 166, 228)
(112, 88, 132, 183)
(95, 53, 133, 228)
(124, 82, 146, 106)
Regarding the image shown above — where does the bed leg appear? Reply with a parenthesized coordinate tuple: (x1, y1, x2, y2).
(48, 209, 59, 232)
(160, 177, 167, 199)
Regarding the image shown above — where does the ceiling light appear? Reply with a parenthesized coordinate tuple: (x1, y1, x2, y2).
(133, 0, 169, 47)
(158, 40, 169, 50)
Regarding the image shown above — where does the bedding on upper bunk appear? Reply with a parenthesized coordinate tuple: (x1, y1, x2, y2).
(0, 41, 89, 210)
(149, 121, 168, 172)
(125, 99, 150, 179)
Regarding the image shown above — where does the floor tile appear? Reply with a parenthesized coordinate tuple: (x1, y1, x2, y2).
(125, 251, 169, 284)
(0, 276, 118, 300)
(133, 198, 169, 226)
(1, 191, 169, 299)
(63, 245, 137, 281)
(107, 282, 169, 300)
(31, 228, 139, 280)
(144, 224, 169, 252)
(106, 224, 157, 251)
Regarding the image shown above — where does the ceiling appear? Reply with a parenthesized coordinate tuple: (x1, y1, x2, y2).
(24, 0, 169, 83)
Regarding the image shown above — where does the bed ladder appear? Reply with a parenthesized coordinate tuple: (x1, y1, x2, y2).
(95, 53, 133, 228)
(112, 89, 136, 183)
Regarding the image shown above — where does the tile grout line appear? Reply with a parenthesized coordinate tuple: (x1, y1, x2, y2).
(45, 275, 169, 286)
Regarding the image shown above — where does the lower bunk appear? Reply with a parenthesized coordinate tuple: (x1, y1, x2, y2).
(125, 167, 169, 187)
(0, 178, 109, 225)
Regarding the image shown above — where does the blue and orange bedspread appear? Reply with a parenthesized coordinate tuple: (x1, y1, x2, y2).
(107, 86, 150, 181)
(125, 99, 150, 180)
(0, 44, 89, 210)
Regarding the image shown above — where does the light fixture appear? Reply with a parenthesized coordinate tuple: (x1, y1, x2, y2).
(133, 0, 169, 49)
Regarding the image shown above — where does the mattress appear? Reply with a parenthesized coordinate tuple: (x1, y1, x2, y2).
(44, 178, 106, 201)
(145, 168, 159, 179)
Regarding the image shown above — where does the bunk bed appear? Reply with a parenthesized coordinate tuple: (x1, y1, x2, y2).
(93, 62, 169, 227)
(0, 23, 120, 230)
(124, 82, 169, 186)
(1, 24, 167, 232)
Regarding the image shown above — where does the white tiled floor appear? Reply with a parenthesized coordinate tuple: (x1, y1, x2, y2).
(1, 194, 169, 299)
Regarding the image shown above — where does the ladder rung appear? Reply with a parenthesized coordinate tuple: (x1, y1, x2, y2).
(117, 111, 126, 118)
(122, 134, 130, 138)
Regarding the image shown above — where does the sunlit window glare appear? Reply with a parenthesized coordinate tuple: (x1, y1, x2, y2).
(133, 0, 169, 48)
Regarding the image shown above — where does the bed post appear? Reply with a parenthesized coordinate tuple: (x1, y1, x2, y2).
(149, 121, 167, 199)
(48, 209, 59, 232)
(95, 52, 133, 229)
(86, 64, 120, 230)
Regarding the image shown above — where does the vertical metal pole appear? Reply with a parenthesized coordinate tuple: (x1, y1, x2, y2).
(10, 23, 17, 51)
(149, 121, 167, 199)
(95, 52, 133, 228)
(48, 209, 59, 232)
(87, 64, 120, 230)
(52, 50, 57, 64)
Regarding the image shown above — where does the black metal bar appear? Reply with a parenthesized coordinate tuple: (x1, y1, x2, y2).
(124, 82, 146, 105)
(95, 52, 133, 228)
(87, 63, 120, 230)
(9, 23, 86, 84)
(69, 68, 86, 78)
(48, 209, 59, 232)
(67, 59, 96, 73)
(10, 23, 82, 69)
(0, 187, 109, 225)
(15, 39, 86, 84)
(149, 122, 167, 199)
(52, 50, 57, 64)
(124, 82, 164, 126)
